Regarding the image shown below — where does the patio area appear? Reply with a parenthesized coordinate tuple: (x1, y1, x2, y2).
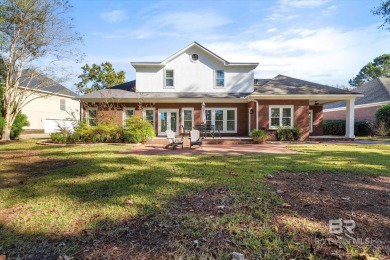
(122, 143, 298, 155)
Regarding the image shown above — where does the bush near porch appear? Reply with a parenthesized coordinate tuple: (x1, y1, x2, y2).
(323, 120, 373, 136)
(50, 116, 155, 144)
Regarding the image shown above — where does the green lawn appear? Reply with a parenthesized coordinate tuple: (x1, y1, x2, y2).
(356, 136, 390, 142)
(0, 140, 389, 259)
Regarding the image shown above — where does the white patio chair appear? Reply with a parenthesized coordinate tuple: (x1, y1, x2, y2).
(190, 129, 202, 149)
(165, 130, 184, 149)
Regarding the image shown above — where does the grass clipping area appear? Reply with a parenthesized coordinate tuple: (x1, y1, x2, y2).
(0, 140, 389, 259)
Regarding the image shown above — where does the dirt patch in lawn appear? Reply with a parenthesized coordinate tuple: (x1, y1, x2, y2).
(266, 171, 390, 259)
(84, 186, 235, 259)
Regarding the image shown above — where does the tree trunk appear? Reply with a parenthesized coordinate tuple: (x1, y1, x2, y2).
(1, 112, 13, 141)
(1, 125, 11, 141)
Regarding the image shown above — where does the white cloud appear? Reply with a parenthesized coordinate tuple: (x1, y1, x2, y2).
(205, 25, 390, 86)
(101, 10, 229, 39)
(322, 5, 337, 15)
(266, 28, 278, 33)
(100, 10, 128, 23)
(279, 0, 331, 9)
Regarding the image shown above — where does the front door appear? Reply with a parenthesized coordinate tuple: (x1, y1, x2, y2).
(158, 109, 179, 136)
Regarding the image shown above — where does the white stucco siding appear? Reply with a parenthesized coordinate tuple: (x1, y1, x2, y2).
(21, 91, 79, 130)
(135, 45, 255, 93)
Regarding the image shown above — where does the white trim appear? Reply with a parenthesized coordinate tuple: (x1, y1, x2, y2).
(181, 107, 194, 131)
(164, 69, 175, 89)
(269, 105, 294, 129)
(143, 108, 155, 128)
(248, 94, 363, 99)
(122, 107, 135, 126)
(204, 107, 237, 133)
(157, 109, 180, 136)
(323, 100, 390, 112)
(309, 110, 313, 133)
(86, 107, 97, 126)
(19, 86, 77, 99)
(131, 42, 259, 67)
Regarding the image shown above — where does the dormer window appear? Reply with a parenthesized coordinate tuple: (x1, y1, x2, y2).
(191, 54, 199, 62)
(165, 70, 174, 88)
(215, 70, 225, 87)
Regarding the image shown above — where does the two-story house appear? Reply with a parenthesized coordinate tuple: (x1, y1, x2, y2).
(77, 42, 362, 140)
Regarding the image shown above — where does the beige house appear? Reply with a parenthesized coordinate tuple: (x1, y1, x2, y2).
(19, 72, 79, 133)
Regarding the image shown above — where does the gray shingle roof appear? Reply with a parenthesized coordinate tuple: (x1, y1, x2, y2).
(78, 88, 249, 99)
(20, 70, 77, 97)
(253, 75, 358, 95)
(77, 75, 362, 100)
(324, 77, 390, 110)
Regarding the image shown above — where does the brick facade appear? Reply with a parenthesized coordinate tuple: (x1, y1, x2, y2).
(83, 100, 322, 140)
(323, 105, 381, 122)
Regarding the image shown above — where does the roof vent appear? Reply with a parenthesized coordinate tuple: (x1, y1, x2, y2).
(191, 54, 199, 62)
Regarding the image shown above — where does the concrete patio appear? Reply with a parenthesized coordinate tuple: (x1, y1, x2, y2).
(122, 143, 298, 155)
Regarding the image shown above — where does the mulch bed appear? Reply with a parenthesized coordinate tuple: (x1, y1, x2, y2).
(266, 171, 390, 259)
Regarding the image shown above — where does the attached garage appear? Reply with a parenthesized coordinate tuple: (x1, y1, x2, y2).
(44, 119, 76, 134)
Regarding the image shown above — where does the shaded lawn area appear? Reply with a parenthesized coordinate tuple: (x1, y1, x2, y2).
(0, 140, 389, 259)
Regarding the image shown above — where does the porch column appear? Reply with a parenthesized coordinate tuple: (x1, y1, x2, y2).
(345, 98, 355, 138)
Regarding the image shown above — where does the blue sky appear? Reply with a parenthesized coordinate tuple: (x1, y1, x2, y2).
(62, 0, 390, 90)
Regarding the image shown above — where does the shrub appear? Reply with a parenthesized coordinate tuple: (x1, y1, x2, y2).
(376, 104, 390, 130)
(10, 113, 30, 140)
(376, 121, 389, 136)
(251, 129, 268, 143)
(275, 127, 298, 141)
(323, 120, 374, 136)
(50, 132, 67, 143)
(123, 116, 155, 143)
(323, 120, 346, 135)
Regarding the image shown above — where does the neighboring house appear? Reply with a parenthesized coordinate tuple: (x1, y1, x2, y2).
(324, 78, 390, 122)
(77, 42, 362, 139)
(19, 72, 80, 133)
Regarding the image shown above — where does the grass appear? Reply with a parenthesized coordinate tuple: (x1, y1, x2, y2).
(356, 136, 390, 142)
(0, 140, 389, 258)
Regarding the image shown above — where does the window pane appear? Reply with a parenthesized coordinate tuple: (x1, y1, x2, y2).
(166, 70, 173, 78)
(166, 79, 174, 86)
(282, 118, 291, 126)
(215, 110, 223, 120)
(184, 121, 192, 130)
(184, 110, 192, 121)
(216, 70, 224, 78)
(205, 110, 211, 121)
(227, 121, 235, 131)
(271, 118, 279, 127)
(161, 112, 167, 132)
(216, 79, 224, 87)
(171, 112, 177, 132)
(125, 109, 134, 118)
(215, 121, 223, 131)
(271, 108, 280, 117)
(282, 108, 291, 117)
(88, 109, 97, 118)
(145, 110, 154, 126)
(227, 110, 235, 120)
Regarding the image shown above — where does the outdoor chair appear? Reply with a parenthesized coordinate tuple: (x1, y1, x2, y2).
(165, 130, 184, 150)
(189, 129, 202, 149)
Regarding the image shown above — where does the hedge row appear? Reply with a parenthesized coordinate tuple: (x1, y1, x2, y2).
(323, 120, 373, 136)
(50, 116, 155, 144)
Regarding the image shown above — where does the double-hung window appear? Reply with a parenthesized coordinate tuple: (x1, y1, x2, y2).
(269, 106, 293, 129)
(143, 108, 155, 128)
(87, 108, 97, 126)
(60, 99, 66, 111)
(165, 70, 174, 88)
(215, 70, 224, 87)
(182, 108, 194, 131)
(123, 107, 135, 126)
(204, 108, 236, 132)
